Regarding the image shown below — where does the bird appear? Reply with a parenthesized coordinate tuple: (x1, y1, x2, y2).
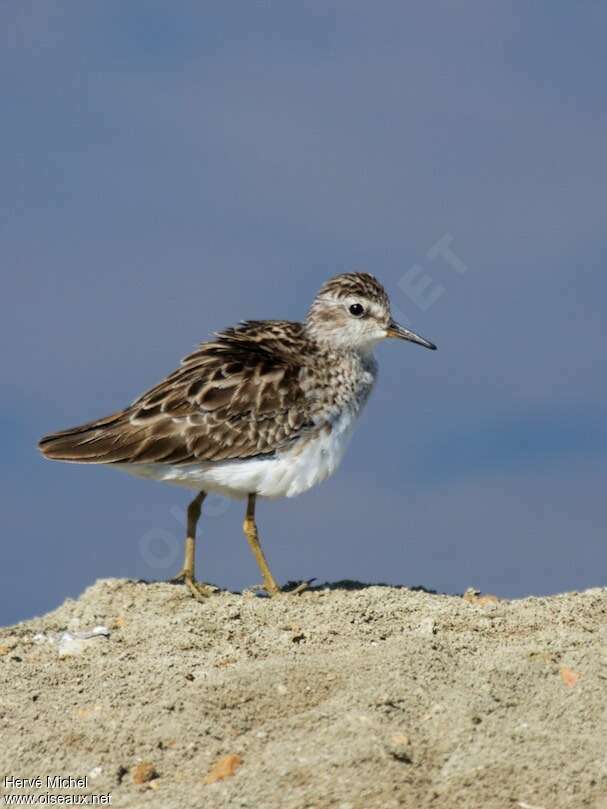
(39, 272, 436, 600)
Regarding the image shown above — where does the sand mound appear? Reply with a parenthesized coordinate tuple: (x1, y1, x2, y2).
(1, 579, 606, 808)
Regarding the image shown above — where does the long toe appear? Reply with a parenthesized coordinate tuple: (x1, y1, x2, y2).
(249, 578, 314, 597)
(282, 578, 316, 595)
(184, 577, 218, 603)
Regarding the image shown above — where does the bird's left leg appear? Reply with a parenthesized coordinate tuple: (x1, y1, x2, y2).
(170, 491, 215, 602)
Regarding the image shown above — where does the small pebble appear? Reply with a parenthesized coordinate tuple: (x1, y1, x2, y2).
(132, 762, 158, 785)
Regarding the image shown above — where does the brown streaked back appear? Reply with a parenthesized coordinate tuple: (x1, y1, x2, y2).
(38, 321, 316, 465)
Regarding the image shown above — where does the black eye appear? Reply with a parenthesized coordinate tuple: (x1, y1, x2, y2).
(348, 303, 365, 317)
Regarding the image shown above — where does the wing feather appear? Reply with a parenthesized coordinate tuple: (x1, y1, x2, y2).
(39, 321, 315, 464)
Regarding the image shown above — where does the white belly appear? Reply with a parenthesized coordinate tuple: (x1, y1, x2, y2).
(117, 407, 361, 499)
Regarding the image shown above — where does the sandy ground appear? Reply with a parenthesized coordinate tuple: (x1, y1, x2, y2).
(1, 578, 606, 809)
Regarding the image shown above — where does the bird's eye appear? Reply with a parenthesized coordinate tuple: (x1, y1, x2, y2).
(348, 303, 365, 317)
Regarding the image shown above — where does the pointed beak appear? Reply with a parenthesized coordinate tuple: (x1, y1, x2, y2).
(386, 320, 437, 350)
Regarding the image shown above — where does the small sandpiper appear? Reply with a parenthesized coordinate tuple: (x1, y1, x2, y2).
(39, 272, 436, 600)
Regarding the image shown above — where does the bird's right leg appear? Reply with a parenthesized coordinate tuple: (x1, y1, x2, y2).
(171, 491, 214, 602)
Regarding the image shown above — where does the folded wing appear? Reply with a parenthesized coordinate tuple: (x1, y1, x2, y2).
(39, 322, 313, 464)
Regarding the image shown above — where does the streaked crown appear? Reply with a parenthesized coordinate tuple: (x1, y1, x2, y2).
(317, 272, 390, 310)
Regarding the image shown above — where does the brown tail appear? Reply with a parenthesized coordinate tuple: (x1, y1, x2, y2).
(38, 410, 131, 463)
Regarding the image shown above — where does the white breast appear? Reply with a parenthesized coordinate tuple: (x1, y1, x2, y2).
(118, 405, 362, 500)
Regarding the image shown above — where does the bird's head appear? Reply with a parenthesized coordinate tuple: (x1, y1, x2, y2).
(306, 272, 436, 353)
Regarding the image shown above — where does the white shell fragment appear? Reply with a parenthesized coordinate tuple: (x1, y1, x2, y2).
(33, 625, 110, 657)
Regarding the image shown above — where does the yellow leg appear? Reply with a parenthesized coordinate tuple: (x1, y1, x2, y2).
(243, 494, 281, 596)
(171, 491, 214, 602)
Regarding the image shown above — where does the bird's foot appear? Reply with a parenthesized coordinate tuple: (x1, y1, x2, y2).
(170, 570, 218, 603)
(282, 578, 315, 595)
(247, 578, 315, 598)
